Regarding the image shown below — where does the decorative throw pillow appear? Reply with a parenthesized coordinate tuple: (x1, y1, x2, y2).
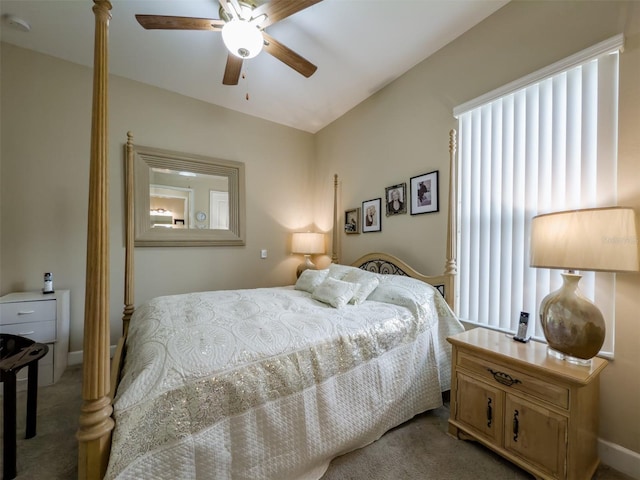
(312, 277, 358, 308)
(294, 269, 328, 293)
(368, 275, 435, 317)
(326, 263, 360, 280)
(341, 269, 380, 305)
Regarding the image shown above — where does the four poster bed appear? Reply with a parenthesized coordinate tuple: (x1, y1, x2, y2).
(77, 2, 460, 479)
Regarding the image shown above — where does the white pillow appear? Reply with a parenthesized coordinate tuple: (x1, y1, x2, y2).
(368, 275, 435, 317)
(342, 269, 380, 305)
(327, 263, 360, 280)
(294, 269, 329, 293)
(312, 277, 358, 308)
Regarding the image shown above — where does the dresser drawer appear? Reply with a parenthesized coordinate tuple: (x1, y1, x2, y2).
(0, 300, 56, 325)
(0, 320, 56, 343)
(457, 351, 569, 409)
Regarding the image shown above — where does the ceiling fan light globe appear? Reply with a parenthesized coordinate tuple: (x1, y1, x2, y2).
(222, 19, 263, 59)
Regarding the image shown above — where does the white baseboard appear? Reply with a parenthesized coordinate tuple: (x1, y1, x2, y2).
(67, 345, 117, 366)
(599, 438, 640, 479)
(67, 350, 83, 366)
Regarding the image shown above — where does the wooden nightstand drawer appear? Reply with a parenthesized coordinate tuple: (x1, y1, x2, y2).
(0, 299, 56, 325)
(504, 394, 567, 478)
(0, 320, 56, 344)
(455, 372, 504, 444)
(458, 351, 569, 409)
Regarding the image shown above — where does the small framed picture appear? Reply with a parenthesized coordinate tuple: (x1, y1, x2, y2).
(385, 182, 407, 216)
(410, 170, 439, 215)
(344, 208, 360, 234)
(362, 198, 382, 232)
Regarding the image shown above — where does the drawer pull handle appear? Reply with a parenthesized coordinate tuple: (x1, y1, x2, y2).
(513, 410, 519, 441)
(486, 398, 492, 428)
(487, 368, 521, 387)
(18, 310, 36, 315)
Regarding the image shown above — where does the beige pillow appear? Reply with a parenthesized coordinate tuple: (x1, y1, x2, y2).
(342, 269, 380, 305)
(294, 269, 328, 293)
(327, 263, 360, 280)
(368, 275, 435, 317)
(312, 277, 358, 308)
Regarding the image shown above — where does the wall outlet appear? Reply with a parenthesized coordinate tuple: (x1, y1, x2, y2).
(260, 249, 267, 259)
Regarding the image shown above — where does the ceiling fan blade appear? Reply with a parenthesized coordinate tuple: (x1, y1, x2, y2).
(135, 15, 224, 31)
(223, 54, 243, 85)
(252, 0, 323, 29)
(229, 0, 244, 19)
(262, 32, 317, 78)
(218, 0, 237, 20)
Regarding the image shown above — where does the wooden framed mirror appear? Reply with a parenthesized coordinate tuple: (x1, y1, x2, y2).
(127, 137, 245, 246)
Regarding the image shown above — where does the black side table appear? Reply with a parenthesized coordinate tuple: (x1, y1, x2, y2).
(0, 334, 49, 480)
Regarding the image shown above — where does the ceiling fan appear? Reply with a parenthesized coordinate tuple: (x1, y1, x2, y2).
(135, 0, 323, 86)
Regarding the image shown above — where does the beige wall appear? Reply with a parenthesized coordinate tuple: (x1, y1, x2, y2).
(0, 43, 317, 353)
(1, 0, 639, 468)
(315, 0, 640, 464)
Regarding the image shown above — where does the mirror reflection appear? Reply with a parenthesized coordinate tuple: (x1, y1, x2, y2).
(129, 141, 245, 247)
(149, 169, 229, 230)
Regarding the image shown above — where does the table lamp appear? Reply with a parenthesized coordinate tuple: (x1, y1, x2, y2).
(291, 232, 325, 278)
(530, 207, 638, 365)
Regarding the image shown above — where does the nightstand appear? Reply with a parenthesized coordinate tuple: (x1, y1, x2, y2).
(447, 328, 607, 480)
(0, 290, 69, 388)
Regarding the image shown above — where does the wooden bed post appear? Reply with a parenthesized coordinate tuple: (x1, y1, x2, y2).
(107, 133, 135, 406)
(332, 173, 339, 264)
(444, 129, 458, 311)
(107, 132, 135, 407)
(77, 1, 114, 479)
(123, 132, 135, 336)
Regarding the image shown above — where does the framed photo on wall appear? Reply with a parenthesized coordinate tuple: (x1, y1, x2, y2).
(344, 208, 360, 234)
(410, 170, 439, 215)
(385, 182, 407, 216)
(362, 198, 382, 232)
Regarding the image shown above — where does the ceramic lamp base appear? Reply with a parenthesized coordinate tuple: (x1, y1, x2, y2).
(539, 272, 605, 364)
(296, 255, 317, 278)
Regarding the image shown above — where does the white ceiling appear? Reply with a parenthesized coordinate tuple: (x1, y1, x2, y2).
(1, 0, 509, 133)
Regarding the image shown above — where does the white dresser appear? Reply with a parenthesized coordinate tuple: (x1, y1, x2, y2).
(0, 290, 70, 388)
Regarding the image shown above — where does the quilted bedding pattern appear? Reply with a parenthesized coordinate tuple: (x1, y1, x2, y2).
(106, 284, 463, 479)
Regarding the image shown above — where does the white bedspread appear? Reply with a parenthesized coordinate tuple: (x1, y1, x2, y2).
(106, 284, 463, 479)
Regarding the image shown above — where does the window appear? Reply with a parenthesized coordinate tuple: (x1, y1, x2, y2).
(453, 35, 623, 356)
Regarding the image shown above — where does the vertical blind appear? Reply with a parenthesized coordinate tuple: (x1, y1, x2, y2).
(453, 35, 623, 355)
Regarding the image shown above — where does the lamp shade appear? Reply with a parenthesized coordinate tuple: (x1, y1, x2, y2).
(530, 207, 639, 273)
(291, 232, 325, 255)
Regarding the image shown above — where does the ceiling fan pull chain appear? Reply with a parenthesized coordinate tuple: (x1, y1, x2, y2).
(242, 70, 250, 101)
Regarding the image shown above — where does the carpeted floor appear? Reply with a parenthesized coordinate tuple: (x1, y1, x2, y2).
(0, 365, 635, 479)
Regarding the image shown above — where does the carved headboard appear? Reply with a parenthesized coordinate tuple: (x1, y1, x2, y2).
(350, 252, 453, 310)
